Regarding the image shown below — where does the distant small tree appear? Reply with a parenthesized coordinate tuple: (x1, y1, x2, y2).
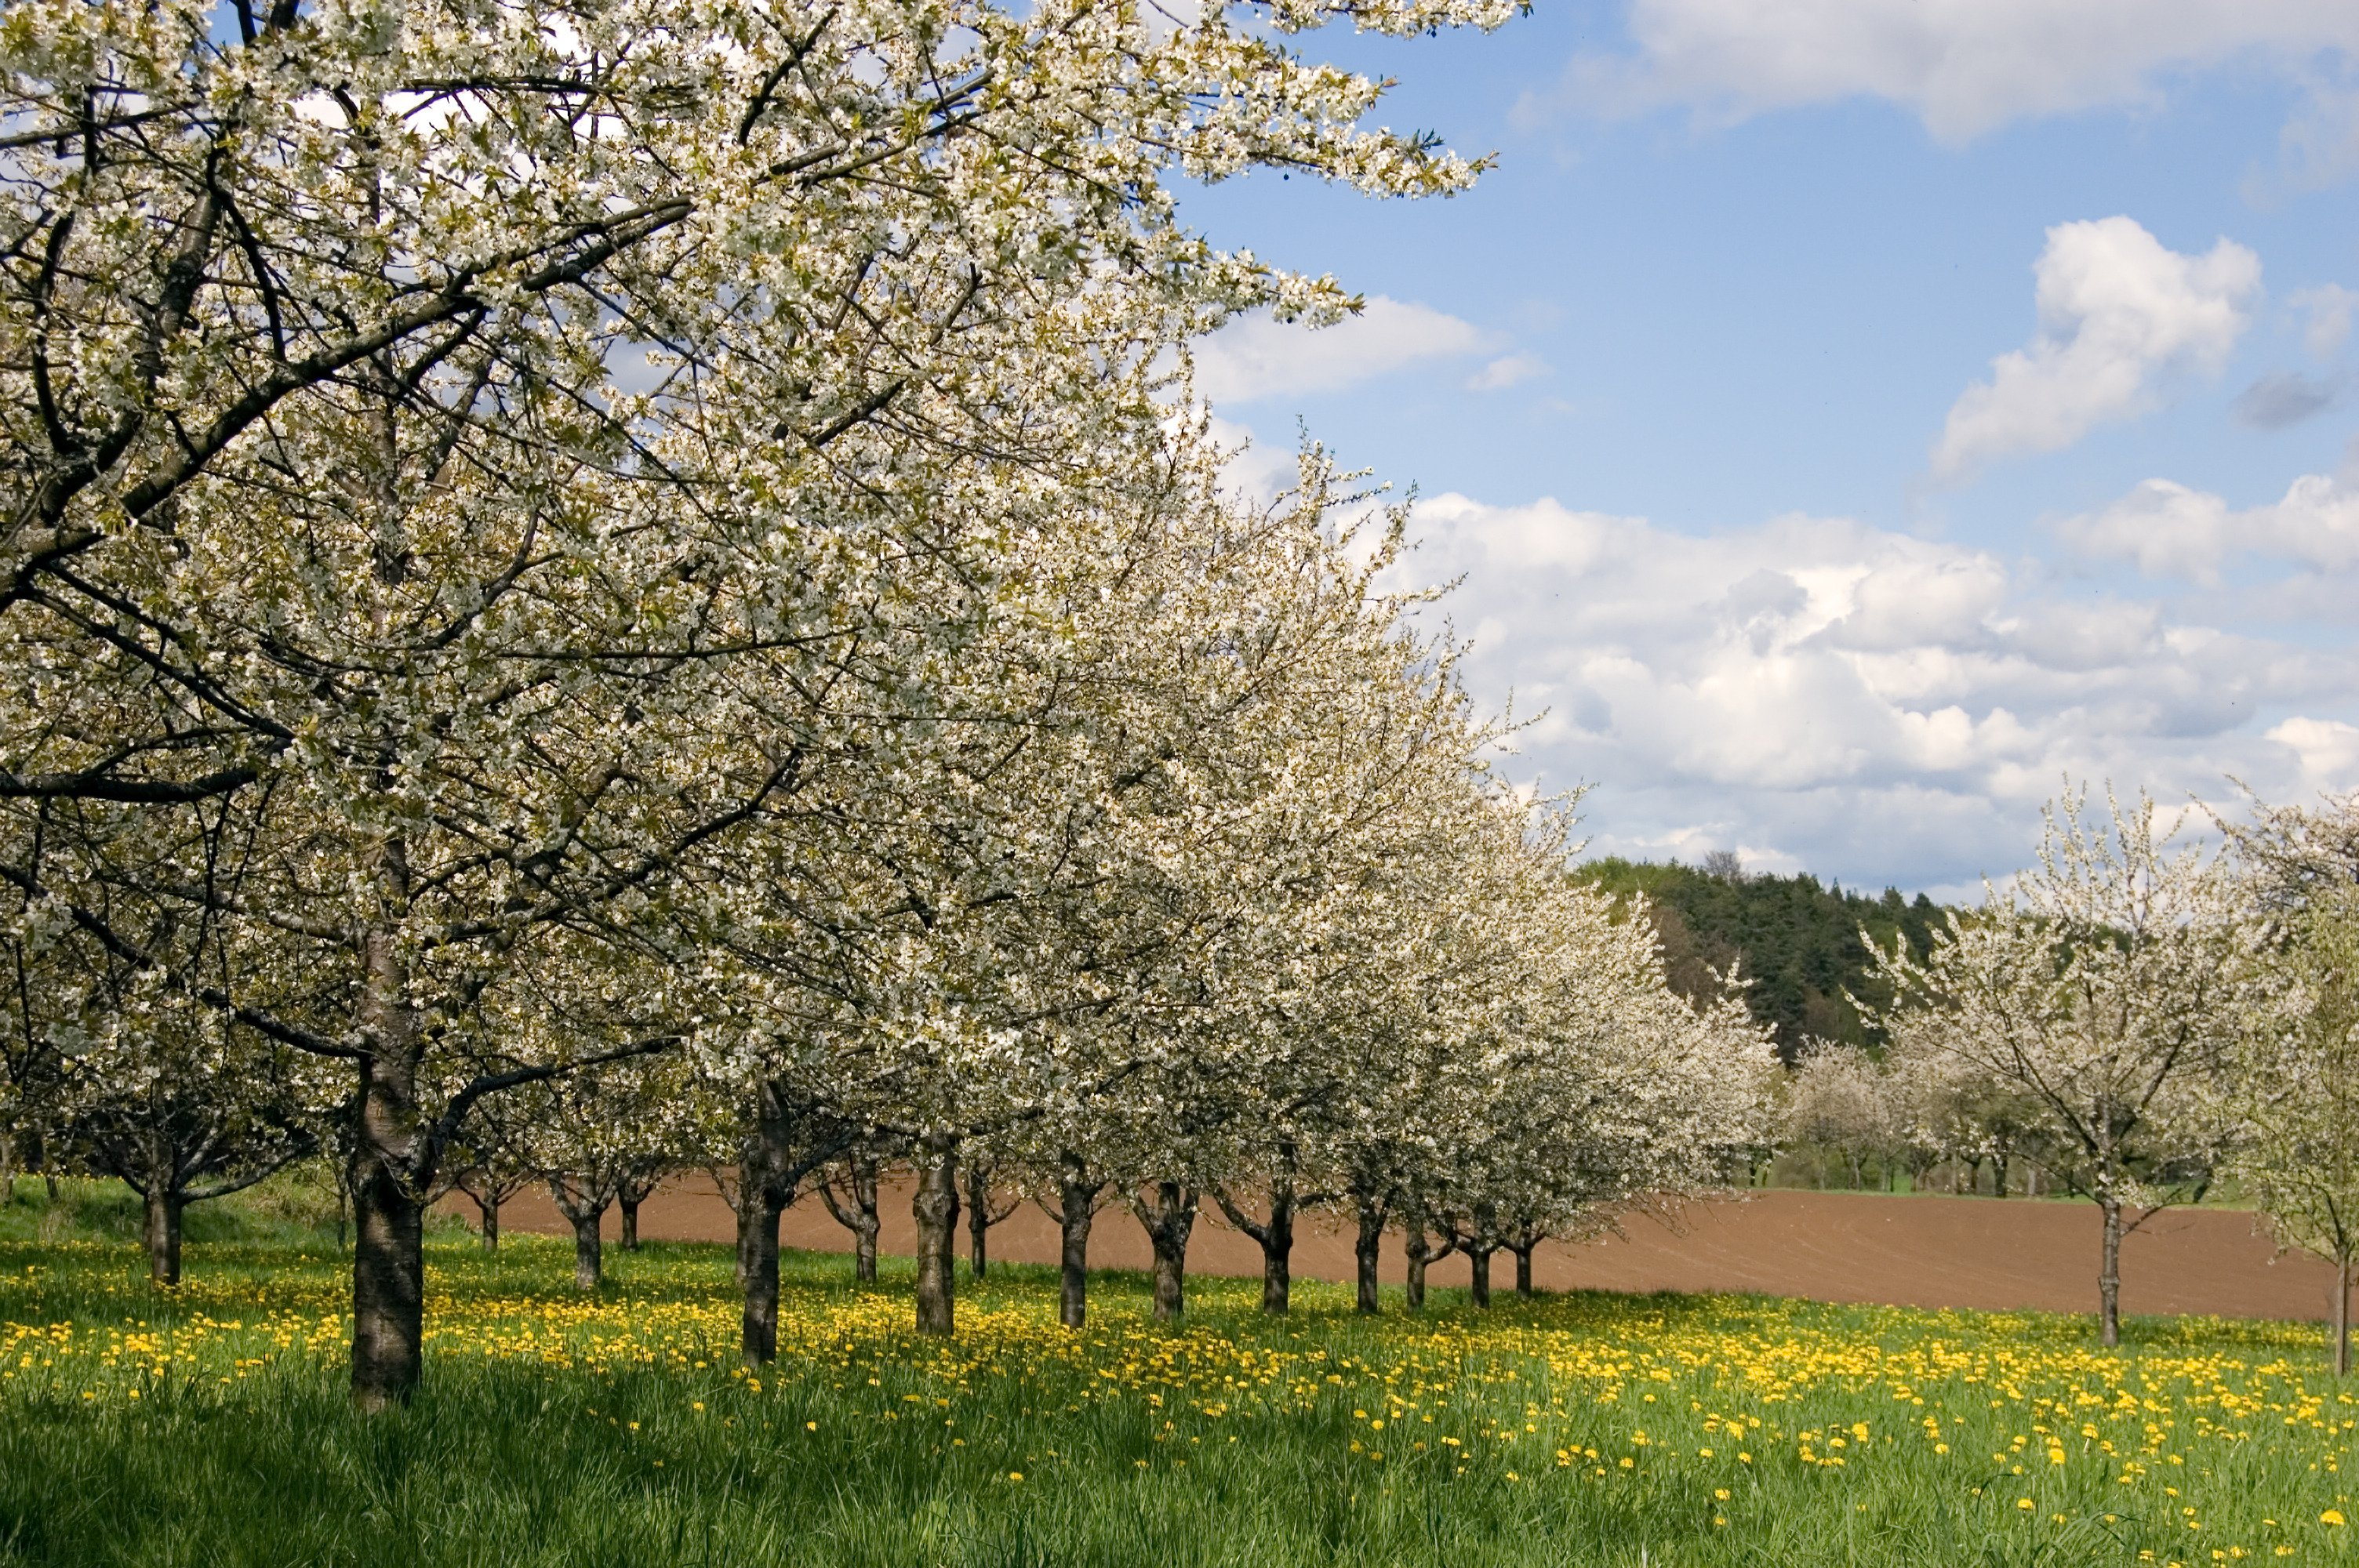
(1786, 1041, 1903, 1189)
(1870, 786, 2254, 1347)
(816, 1138, 896, 1286)
(531, 1058, 692, 1291)
(71, 1058, 320, 1284)
(444, 1089, 546, 1255)
(963, 1154, 1023, 1280)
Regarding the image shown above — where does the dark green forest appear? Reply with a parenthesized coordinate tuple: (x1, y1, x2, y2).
(1572, 858, 1954, 1062)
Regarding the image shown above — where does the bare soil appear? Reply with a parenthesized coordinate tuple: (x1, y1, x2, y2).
(466, 1178, 2344, 1323)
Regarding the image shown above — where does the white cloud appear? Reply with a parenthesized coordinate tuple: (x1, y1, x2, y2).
(2292, 283, 2358, 358)
(2060, 468, 2359, 583)
(2264, 717, 2359, 797)
(1520, 0, 2359, 144)
(2266, 60, 2359, 193)
(1467, 352, 1550, 392)
(1384, 488, 2359, 891)
(1929, 218, 2259, 481)
(1190, 297, 1495, 407)
(2270, 716, 2359, 790)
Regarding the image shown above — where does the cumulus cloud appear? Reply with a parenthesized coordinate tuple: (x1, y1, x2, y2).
(1385, 489, 2359, 891)
(1190, 297, 1495, 407)
(2270, 716, 2359, 790)
(1929, 218, 2259, 481)
(1467, 352, 1550, 392)
(1518, 0, 2359, 144)
(2059, 468, 2359, 584)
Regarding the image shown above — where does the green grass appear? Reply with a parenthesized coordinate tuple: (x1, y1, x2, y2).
(0, 1181, 2350, 1566)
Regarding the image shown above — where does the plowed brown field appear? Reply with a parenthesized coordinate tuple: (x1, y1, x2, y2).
(462, 1177, 2344, 1322)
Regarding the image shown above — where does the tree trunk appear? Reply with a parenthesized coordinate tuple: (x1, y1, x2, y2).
(620, 1197, 640, 1252)
(548, 1178, 612, 1291)
(742, 1188, 783, 1366)
(819, 1149, 884, 1284)
(572, 1211, 603, 1290)
(350, 1145, 427, 1410)
(967, 1162, 990, 1279)
(1467, 1245, 1495, 1308)
(2335, 1253, 2351, 1379)
(144, 1183, 184, 1287)
(1511, 1243, 1535, 1299)
(1402, 1215, 1453, 1312)
(851, 1150, 881, 1283)
(1993, 1149, 2009, 1198)
(732, 1161, 756, 1287)
(912, 1133, 959, 1337)
(350, 921, 431, 1410)
(1353, 1192, 1386, 1315)
(1210, 1173, 1295, 1315)
(1256, 1180, 1293, 1315)
(2097, 1194, 2123, 1348)
(1056, 1156, 1100, 1330)
(1134, 1181, 1197, 1323)
(472, 1191, 500, 1254)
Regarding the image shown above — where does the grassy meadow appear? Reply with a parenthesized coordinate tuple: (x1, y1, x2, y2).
(0, 1181, 2351, 1567)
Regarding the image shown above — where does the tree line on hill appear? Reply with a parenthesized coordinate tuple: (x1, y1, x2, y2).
(1572, 855, 1950, 1062)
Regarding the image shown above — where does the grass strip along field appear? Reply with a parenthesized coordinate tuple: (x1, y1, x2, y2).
(0, 1227, 2352, 1567)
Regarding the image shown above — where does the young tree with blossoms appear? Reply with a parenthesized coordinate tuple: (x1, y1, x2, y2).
(2220, 789, 2359, 1376)
(1869, 786, 2257, 1348)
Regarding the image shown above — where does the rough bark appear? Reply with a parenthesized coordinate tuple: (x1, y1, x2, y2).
(968, 1162, 991, 1279)
(470, 1189, 501, 1253)
(547, 1174, 615, 1291)
(1510, 1241, 1536, 1299)
(1467, 1243, 1496, 1308)
(819, 1149, 882, 1284)
(1130, 1181, 1198, 1323)
(615, 1163, 663, 1252)
(912, 1133, 960, 1337)
(740, 1080, 827, 1360)
(1049, 1153, 1104, 1330)
(2098, 1193, 2123, 1349)
(350, 920, 429, 1410)
(742, 1187, 784, 1366)
(1211, 1171, 1296, 1315)
(1353, 1189, 1388, 1315)
(143, 1182, 184, 1287)
(1465, 1200, 1499, 1308)
(572, 1211, 603, 1290)
(1403, 1210, 1454, 1313)
(2337, 1254, 2352, 1380)
(349, 1142, 426, 1410)
(729, 1151, 758, 1287)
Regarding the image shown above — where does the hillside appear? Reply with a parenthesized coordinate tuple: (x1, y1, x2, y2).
(1573, 858, 1953, 1062)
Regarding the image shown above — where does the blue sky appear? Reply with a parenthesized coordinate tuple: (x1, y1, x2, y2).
(1176, 0, 2359, 898)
